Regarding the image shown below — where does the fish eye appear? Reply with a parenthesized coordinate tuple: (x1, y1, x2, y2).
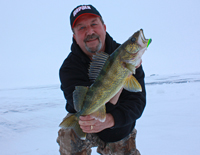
(131, 37, 136, 43)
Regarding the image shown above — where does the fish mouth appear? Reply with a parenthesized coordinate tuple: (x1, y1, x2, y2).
(125, 29, 152, 64)
(138, 29, 152, 48)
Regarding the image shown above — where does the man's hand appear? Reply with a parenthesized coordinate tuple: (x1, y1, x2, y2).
(79, 113, 114, 133)
(136, 59, 142, 69)
(109, 87, 123, 105)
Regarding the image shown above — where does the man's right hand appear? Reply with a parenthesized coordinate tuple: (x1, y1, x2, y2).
(79, 113, 114, 133)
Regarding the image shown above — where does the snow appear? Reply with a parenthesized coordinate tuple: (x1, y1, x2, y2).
(0, 73, 200, 155)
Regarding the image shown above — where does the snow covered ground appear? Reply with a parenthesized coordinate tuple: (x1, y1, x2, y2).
(0, 73, 200, 155)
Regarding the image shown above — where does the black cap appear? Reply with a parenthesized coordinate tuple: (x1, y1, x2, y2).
(70, 5, 102, 28)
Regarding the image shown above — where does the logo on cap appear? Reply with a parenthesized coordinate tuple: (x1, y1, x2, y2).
(73, 5, 91, 17)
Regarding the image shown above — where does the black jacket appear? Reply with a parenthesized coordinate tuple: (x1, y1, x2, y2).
(59, 32, 146, 142)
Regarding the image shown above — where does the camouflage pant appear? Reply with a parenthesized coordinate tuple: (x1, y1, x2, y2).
(57, 128, 141, 155)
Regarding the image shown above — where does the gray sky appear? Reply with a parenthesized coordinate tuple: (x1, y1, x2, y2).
(1, 0, 200, 89)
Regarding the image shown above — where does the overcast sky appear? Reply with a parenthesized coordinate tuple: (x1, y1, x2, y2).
(0, 0, 200, 89)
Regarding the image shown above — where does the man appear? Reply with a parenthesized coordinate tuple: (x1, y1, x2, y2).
(57, 4, 146, 155)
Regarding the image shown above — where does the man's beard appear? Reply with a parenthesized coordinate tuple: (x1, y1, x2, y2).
(84, 34, 102, 54)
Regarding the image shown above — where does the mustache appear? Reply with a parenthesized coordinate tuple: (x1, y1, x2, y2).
(84, 34, 99, 42)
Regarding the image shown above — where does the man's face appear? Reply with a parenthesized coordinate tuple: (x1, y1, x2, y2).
(73, 14, 106, 59)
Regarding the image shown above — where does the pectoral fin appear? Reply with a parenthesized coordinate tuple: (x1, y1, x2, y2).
(73, 86, 88, 112)
(90, 105, 106, 122)
(123, 75, 142, 92)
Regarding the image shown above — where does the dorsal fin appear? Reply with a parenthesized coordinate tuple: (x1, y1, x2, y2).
(73, 86, 88, 112)
(88, 52, 109, 81)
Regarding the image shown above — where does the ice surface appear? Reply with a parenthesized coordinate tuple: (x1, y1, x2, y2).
(0, 73, 200, 155)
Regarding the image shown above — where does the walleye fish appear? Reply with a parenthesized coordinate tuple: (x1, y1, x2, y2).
(59, 29, 152, 140)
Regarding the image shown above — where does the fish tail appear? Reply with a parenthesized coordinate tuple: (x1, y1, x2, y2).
(59, 114, 86, 140)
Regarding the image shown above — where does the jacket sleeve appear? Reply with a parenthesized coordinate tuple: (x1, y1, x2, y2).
(108, 65, 146, 129)
(59, 54, 92, 113)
